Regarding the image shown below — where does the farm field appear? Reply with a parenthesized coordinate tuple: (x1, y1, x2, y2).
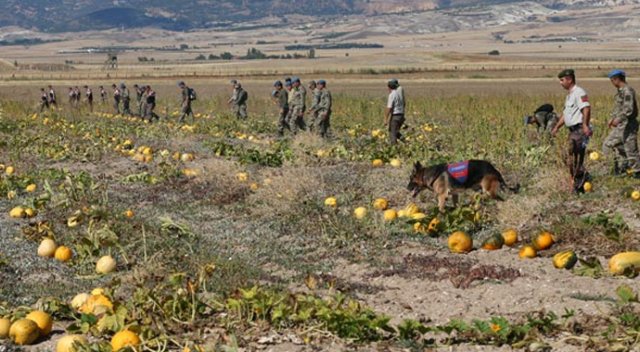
(0, 74, 639, 352)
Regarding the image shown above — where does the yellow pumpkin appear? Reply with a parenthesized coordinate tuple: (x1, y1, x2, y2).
(124, 209, 134, 218)
(533, 231, 555, 250)
(236, 172, 249, 182)
(427, 218, 441, 233)
(404, 203, 420, 216)
(371, 159, 384, 167)
(111, 330, 141, 351)
(324, 197, 337, 207)
(70, 293, 90, 310)
(553, 250, 578, 270)
(632, 191, 640, 201)
(389, 159, 402, 168)
(54, 246, 73, 262)
(25, 184, 37, 193)
(519, 245, 537, 259)
(0, 318, 11, 339)
(609, 251, 640, 276)
(383, 209, 397, 222)
(501, 229, 518, 247)
(448, 231, 473, 254)
(79, 294, 113, 315)
(353, 207, 367, 220)
(9, 206, 25, 219)
(583, 182, 592, 192)
(9, 319, 40, 345)
(5, 166, 15, 175)
(372, 198, 388, 210)
(589, 151, 600, 161)
(410, 212, 427, 221)
(56, 334, 88, 352)
(25, 310, 53, 336)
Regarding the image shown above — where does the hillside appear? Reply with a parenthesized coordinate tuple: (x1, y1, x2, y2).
(0, 0, 638, 32)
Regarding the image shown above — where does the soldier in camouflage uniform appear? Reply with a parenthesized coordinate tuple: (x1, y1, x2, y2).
(314, 80, 332, 138)
(307, 80, 320, 132)
(120, 83, 131, 115)
(603, 69, 640, 177)
(178, 81, 195, 123)
(112, 84, 121, 114)
(289, 78, 306, 133)
(272, 80, 290, 136)
(39, 88, 49, 112)
(133, 84, 143, 117)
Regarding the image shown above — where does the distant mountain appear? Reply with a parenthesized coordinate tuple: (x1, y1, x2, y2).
(0, 0, 638, 32)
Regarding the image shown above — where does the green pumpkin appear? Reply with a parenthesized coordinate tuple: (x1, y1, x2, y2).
(553, 250, 578, 270)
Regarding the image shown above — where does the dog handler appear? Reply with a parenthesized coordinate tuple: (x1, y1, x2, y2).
(384, 79, 405, 144)
(551, 69, 592, 193)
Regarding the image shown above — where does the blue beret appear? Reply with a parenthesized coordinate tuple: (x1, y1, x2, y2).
(284, 81, 292, 87)
(608, 69, 625, 78)
(317, 79, 326, 85)
(292, 77, 300, 83)
(274, 80, 282, 87)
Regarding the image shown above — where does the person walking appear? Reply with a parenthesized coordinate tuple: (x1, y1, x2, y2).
(384, 79, 405, 144)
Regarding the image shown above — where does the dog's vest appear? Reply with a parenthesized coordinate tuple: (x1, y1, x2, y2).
(447, 161, 469, 184)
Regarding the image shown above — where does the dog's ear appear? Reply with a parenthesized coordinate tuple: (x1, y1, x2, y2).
(414, 161, 422, 170)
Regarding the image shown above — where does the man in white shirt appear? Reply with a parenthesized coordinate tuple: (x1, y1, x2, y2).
(384, 79, 405, 144)
(551, 69, 592, 193)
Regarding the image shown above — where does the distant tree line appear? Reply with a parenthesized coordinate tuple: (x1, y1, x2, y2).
(284, 43, 383, 50)
(194, 48, 314, 61)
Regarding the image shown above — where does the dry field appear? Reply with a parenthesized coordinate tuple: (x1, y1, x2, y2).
(0, 60, 639, 352)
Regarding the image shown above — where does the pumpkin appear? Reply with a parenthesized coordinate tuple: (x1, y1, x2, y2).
(9, 319, 40, 345)
(54, 246, 73, 262)
(56, 334, 88, 352)
(481, 234, 504, 250)
(25, 310, 53, 336)
(111, 330, 141, 351)
(533, 231, 555, 250)
(589, 151, 600, 161)
(324, 197, 337, 207)
(427, 218, 441, 233)
(389, 159, 402, 168)
(383, 209, 397, 222)
(372, 198, 388, 210)
(9, 206, 25, 219)
(25, 184, 37, 193)
(96, 255, 116, 274)
(371, 159, 384, 167)
(5, 166, 14, 175)
(519, 245, 537, 259)
(0, 318, 11, 339)
(632, 191, 640, 201)
(79, 294, 113, 315)
(501, 229, 518, 246)
(410, 212, 427, 221)
(353, 207, 367, 220)
(404, 203, 420, 216)
(609, 252, 640, 276)
(124, 210, 134, 218)
(70, 293, 90, 310)
(448, 231, 473, 254)
(38, 238, 58, 258)
(583, 182, 593, 192)
(553, 250, 578, 270)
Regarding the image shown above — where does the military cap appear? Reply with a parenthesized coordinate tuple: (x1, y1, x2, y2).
(274, 80, 283, 87)
(284, 81, 292, 87)
(557, 69, 575, 79)
(389, 78, 399, 86)
(608, 69, 626, 79)
(120, 82, 126, 88)
(235, 82, 242, 88)
(387, 79, 399, 88)
(317, 79, 326, 85)
(292, 77, 300, 83)
(177, 81, 185, 86)
(230, 79, 237, 84)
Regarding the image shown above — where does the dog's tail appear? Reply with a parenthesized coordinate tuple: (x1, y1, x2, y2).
(498, 173, 520, 193)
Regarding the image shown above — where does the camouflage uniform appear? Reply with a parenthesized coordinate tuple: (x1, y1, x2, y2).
(274, 86, 290, 136)
(113, 86, 121, 114)
(39, 89, 49, 112)
(316, 86, 332, 138)
(309, 86, 321, 132)
(121, 85, 131, 115)
(234, 86, 248, 119)
(134, 85, 144, 116)
(179, 85, 194, 123)
(288, 86, 306, 133)
(603, 85, 640, 173)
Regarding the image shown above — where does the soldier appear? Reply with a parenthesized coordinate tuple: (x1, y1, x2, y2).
(289, 78, 306, 133)
(99, 86, 107, 104)
(307, 81, 320, 132)
(273, 81, 290, 136)
(68, 87, 75, 106)
(47, 85, 57, 108)
(133, 84, 143, 116)
(74, 86, 81, 105)
(144, 85, 159, 121)
(178, 81, 195, 123)
(84, 85, 93, 112)
(120, 83, 131, 115)
(315, 80, 332, 138)
(603, 69, 640, 177)
(39, 88, 49, 112)
(112, 84, 121, 114)
(384, 79, 405, 144)
(525, 103, 558, 134)
(294, 77, 307, 114)
(551, 69, 593, 193)
(231, 82, 248, 119)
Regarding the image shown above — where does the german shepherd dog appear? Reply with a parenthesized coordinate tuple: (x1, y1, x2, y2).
(408, 160, 519, 212)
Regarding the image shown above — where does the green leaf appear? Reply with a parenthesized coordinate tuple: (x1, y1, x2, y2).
(615, 284, 638, 304)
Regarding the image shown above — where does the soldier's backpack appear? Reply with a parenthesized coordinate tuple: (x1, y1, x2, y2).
(188, 88, 197, 101)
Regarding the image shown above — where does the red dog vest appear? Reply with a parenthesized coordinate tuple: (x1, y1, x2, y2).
(447, 161, 469, 184)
